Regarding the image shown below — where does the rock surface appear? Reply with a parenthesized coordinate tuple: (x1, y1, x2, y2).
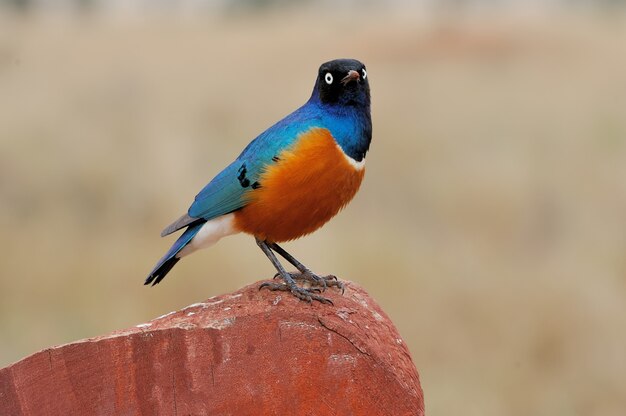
(0, 280, 424, 415)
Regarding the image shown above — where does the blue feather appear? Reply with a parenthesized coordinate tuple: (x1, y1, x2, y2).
(145, 222, 205, 285)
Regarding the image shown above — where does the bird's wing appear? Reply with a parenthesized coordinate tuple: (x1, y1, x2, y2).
(161, 108, 321, 237)
(189, 160, 254, 219)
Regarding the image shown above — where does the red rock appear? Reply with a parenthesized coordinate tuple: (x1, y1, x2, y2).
(0, 280, 424, 415)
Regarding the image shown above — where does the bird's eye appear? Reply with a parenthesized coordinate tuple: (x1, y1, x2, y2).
(324, 72, 333, 85)
(362, 68, 367, 79)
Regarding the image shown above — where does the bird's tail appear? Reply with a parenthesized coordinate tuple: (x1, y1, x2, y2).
(145, 221, 205, 286)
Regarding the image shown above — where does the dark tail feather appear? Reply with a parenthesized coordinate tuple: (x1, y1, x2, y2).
(145, 256, 180, 286)
(145, 221, 205, 286)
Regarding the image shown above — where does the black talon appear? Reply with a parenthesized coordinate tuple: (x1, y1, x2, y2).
(260, 282, 290, 292)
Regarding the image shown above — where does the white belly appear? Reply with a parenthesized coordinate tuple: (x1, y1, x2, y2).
(177, 213, 238, 258)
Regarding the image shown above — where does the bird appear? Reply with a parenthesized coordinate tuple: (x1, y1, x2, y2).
(145, 58, 372, 304)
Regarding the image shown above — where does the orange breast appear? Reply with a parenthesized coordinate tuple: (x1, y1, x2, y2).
(234, 128, 365, 243)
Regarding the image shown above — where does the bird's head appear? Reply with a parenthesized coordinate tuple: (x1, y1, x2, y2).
(311, 58, 370, 108)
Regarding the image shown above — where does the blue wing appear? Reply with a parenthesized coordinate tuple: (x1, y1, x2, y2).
(160, 104, 323, 236)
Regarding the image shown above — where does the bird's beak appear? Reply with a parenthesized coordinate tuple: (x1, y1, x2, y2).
(341, 70, 360, 85)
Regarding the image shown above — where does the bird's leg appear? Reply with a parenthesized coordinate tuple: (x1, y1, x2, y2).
(269, 242, 344, 293)
(256, 238, 332, 304)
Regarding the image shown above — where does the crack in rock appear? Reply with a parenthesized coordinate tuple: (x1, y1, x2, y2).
(318, 317, 370, 356)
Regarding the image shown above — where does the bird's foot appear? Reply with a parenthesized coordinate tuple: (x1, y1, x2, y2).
(273, 270, 344, 293)
(260, 279, 334, 305)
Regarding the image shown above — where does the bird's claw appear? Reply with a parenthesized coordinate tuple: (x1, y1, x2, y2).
(300, 272, 343, 294)
(274, 270, 343, 292)
(260, 281, 333, 305)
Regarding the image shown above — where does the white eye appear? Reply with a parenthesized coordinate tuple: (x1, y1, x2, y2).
(324, 72, 333, 84)
(362, 68, 367, 79)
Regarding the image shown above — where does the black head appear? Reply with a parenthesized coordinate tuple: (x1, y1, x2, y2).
(311, 58, 370, 108)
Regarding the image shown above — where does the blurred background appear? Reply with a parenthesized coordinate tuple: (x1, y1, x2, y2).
(1, 1, 625, 414)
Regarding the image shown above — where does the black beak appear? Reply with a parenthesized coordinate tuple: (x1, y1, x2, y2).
(341, 70, 360, 85)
